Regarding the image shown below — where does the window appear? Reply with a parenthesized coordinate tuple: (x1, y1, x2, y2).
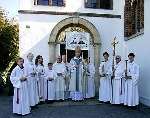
(124, 0, 144, 37)
(52, 0, 64, 6)
(85, 0, 113, 9)
(37, 0, 49, 5)
(35, 0, 65, 6)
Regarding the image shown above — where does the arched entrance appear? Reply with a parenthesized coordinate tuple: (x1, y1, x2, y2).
(48, 17, 101, 95)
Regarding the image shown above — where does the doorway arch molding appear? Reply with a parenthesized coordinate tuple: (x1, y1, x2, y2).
(48, 17, 101, 94)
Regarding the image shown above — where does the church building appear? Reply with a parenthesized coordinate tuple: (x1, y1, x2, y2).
(18, 0, 150, 106)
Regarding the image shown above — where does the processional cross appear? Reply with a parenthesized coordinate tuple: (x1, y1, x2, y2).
(111, 37, 119, 101)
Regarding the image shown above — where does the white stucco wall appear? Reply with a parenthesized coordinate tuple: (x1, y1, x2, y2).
(19, 13, 124, 66)
(125, 0, 150, 106)
(19, 0, 125, 64)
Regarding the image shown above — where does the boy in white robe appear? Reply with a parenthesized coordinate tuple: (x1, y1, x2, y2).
(111, 55, 125, 104)
(99, 52, 111, 102)
(10, 57, 30, 115)
(86, 57, 95, 98)
(44, 63, 56, 102)
(124, 53, 139, 107)
(53, 56, 66, 101)
(24, 53, 39, 107)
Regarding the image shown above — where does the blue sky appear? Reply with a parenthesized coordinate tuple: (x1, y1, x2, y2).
(0, 0, 18, 18)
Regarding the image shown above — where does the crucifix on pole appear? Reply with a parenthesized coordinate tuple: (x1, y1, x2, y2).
(111, 37, 119, 101)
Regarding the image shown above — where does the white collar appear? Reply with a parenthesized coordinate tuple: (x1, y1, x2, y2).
(74, 57, 82, 60)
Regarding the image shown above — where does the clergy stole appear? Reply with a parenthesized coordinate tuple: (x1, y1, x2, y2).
(74, 58, 82, 91)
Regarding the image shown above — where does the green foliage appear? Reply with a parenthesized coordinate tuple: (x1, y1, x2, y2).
(0, 7, 19, 94)
(0, 8, 19, 72)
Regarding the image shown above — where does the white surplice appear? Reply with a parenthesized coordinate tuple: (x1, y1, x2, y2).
(35, 64, 45, 101)
(99, 61, 112, 102)
(24, 61, 39, 106)
(44, 68, 56, 100)
(86, 63, 95, 98)
(10, 66, 30, 115)
(124, 61, 139, 106)
(53, 63, 66, 100)
(111, 62, 125, 104)
(69, 57, 84, 101)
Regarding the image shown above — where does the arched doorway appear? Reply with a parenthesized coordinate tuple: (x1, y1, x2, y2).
(48, 17, 101, 95)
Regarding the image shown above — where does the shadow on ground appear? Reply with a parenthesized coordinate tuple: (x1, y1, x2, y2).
(0, 96, 150, 118)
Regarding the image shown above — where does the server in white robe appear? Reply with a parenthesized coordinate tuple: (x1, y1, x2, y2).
(99, 52, 112, 102)
(24, 53, 39, 107)
(111, 55, 125, 104)
(53, 56, 66, 100)
(86, 58, 95, 98)
(69, 46, 84, 101)
(10, 58, 30, 115)
(35, 55, 45, 102)
(44, 63, 56, 101)
(62, 55, 71, 99)
(124, 53, 140, 106)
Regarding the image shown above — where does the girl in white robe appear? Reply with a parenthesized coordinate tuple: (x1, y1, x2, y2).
(10, 58, 30, 115)
(35, 55, 45, 102)
(124, 53, 140, 106)
(24, 53, 39, 107)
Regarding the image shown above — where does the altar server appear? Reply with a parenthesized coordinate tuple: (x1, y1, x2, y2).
(10, 57, 30, 115)
(62, 55, 71, 99)
(99, 52, 112, 102)
(44, 63, 56, 102)
(53, 56, 66, 100)
(86, 57, 95, 98)
(124, 53, 139, 106)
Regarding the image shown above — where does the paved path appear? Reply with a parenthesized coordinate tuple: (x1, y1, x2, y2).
(0, 96, 150, 118)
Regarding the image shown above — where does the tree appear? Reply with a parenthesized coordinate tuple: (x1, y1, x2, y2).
(0, 7, 19, 95)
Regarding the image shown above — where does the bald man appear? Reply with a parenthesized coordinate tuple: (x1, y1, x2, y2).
(111, 55, 125, 104)
(53, 56, 66, 101)
(69, 46, 84, 101)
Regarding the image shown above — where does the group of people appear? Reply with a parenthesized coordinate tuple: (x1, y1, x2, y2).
(99, 52, 139, 107)
(10, 46, 139, 116)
